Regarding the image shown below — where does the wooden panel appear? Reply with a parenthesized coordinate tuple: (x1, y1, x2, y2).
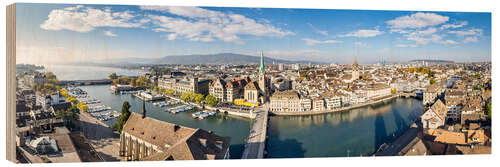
(6, 3, 17, 163)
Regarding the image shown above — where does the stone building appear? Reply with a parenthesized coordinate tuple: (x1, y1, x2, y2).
(269, 90, 302, 112)
(209, 78, 249, 103)
(158, 77, 210, 95)
(421, 99, 447, 129)
(119, 101, 230, 161)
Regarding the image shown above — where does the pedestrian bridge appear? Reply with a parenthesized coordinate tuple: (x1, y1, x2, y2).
(241, 109, 268, 159)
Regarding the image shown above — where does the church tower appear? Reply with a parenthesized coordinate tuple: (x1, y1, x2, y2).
(258, 51, 269, 102)
(352, 56, 360, 81)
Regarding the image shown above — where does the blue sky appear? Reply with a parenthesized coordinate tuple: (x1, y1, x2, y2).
(16, 3, 491, 65)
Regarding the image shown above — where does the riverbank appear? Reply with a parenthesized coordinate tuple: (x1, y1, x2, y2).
(271, 94, 398, 116)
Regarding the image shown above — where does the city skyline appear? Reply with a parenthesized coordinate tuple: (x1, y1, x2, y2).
(16, 3, 491, 65)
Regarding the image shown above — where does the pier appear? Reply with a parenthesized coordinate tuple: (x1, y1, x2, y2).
(59, 79, 112, 86)
(241, 108, 269, 159)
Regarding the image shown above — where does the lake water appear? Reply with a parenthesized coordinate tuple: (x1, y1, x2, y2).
(42, 64, 146, 80)
(48, 65, 424, 158)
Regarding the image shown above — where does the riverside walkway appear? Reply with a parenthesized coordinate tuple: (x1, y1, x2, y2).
(241, 108, 269, 159)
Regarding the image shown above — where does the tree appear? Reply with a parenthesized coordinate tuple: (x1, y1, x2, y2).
(430, 78, 436, 85)
(165, 89, 175, 96)
(109, 72, 118, 80)
(77, 102, 88, 112)
(195, 94, 204, 103)
(486, 101, 491, 119)
(205, 94, 218, 106)
(181, 91, 192, 102)
(136, 76, 149, 87)
(113, 101, 132, 133)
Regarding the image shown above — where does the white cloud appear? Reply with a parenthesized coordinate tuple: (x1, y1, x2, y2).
(307, 23, 328, 36)
(141, 6, 294, 43)
(407, 34, 443, 45)
(340, 29, 384, 38)
(103, 30, 117, 37)
(166, 34, 177, 40)
(440, 40, 458, 45)
(415, 27, 437, 35)
(386, 12, 449, 29)
(395, 44, 417, 48)
(440, 21, 468, 30)
(447, 28, 483, 37)
(40, 6, 145, 32)
(463, 36, 478, 43)
(302, 38, 342, 45)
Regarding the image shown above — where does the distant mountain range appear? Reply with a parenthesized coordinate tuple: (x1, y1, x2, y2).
(409, 59, 454, 63)
(94, 53, 321, 65)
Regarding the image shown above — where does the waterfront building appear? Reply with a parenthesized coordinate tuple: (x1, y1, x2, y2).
(300, 98, 312, 111)
(359, 84, 391, 100)
(421, 99, 447, 129)
(119, 102, 230, 161)
(209, 78, 248, 103)
(158, 77, 210, 95)
(269, 90, 302, 112)
(323, 91, 342, 110)
(312, 98, 325, 111)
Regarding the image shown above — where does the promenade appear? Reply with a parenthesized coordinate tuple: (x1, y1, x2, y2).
(241, 108, 269, 159)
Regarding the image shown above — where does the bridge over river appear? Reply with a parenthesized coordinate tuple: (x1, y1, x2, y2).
(59, 79, 112, 86)
(241, 108, 269, 159)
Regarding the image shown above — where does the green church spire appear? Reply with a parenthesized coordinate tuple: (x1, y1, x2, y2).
(259, 51, 265, 73)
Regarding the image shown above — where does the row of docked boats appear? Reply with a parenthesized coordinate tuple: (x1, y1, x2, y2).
(86, 104, 112, 113)
(90, 110, 121, 121)
(153, 100, 180, 108)
(65, 86, 118, 122)
(166, 104, 195, 114)
(192, 110, 216, 119)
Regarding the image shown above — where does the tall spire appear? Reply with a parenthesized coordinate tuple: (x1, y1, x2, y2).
(141, 100, 146, 119)
(259, 51, 265, 73)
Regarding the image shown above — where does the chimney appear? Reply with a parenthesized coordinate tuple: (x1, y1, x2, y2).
(141, 100, 146, 119)
(174, 124, 180, 132)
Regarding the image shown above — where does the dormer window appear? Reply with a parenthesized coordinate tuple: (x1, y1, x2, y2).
(199, 139, 207, 147)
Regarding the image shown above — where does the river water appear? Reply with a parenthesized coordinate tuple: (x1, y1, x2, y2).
(49, 65, 424, 159)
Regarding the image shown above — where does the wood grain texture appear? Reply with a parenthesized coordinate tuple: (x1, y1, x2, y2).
(6, 3, 17, 163)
